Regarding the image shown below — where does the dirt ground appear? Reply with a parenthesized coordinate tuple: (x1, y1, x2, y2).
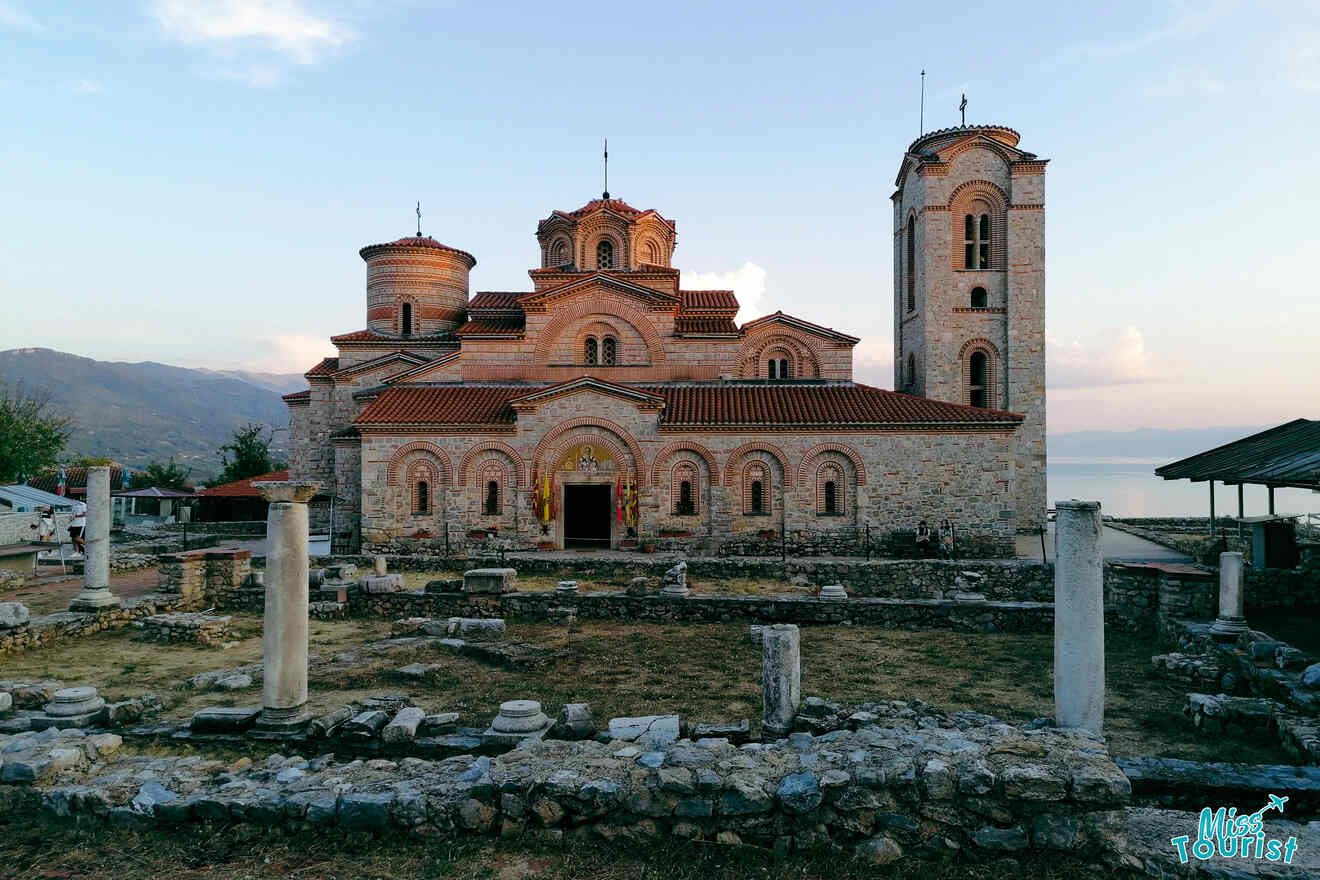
(399, 570, 806, 596)
(0, 813, 1120, 880)
(0, 606, 1290, 764)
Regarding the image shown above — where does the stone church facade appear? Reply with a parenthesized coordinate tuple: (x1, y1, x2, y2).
(284, 125, 1046, 554)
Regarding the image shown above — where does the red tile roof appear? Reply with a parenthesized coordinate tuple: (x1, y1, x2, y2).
(358, 236, 477, 266)
(565, 198, 642, 216)
(740, 311, 861, 343)
(680, 290, 739, 311)
(330, 328, 458, 345)
(649, 384, 1021, 427)
(675, 316, 740, 335)
(198, 470, 289, 498)
(456, 318, 525, 336)
(355, 386, 524, 426)
(467, 291, 523, 310)
(28, 467, 127, 496)
(282, 389, 311, 401)
(304, 357, 339, 377)
(353, 382, 1022, 428)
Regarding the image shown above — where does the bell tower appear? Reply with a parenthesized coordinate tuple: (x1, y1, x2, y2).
(892, 124, 1048, 531)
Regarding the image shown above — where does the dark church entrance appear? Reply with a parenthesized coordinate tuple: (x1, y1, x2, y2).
(563, 484, 612, 548)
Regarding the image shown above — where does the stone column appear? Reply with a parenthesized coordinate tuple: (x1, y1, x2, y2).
(254, 480, 319, 732)
(1054, 500, 1104, 735)
(69, 466, 120, 611)
(1210, 551, 1248, 641)
(762, 623, 801, 736)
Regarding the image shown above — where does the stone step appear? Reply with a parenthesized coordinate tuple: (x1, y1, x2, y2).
(1118, 756, 1320, 820)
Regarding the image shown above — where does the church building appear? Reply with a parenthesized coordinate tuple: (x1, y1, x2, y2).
(284, 124, 1047, 555)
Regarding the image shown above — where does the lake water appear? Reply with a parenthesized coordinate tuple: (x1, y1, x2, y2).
(1048, 459, 1320, 519)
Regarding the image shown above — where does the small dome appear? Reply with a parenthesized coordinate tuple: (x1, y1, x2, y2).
(359, 235, 476, 266)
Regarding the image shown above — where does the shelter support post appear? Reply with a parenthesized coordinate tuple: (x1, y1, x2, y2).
(1238, 484, 1244, 540)
(1209, 481, 1216, 536)
(1268, 487, 1276, 516)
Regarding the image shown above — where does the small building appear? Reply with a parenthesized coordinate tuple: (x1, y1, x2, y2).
(113, 486, 199, 526)
(27, 466, 129, 500)
(196, 470, 289, 522)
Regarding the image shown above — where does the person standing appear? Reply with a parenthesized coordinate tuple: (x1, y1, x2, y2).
(938, 518, 956, 558)
(30, 507, 56, 542)
(68, 500, 87, 554)
(915, 520, 933, 557)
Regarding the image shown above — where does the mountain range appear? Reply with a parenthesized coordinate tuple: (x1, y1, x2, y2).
(0, 348, 300, 480)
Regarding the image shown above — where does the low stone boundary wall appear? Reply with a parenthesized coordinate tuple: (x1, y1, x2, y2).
(0, 705, 1131, 861)
(137, 613, 232, 645)
(159, 548, 250, 607)
(160, 521, 266, 536)
(0, 594, 192, 655)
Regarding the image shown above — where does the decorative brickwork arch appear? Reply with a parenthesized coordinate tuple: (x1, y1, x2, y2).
(479, 460, 506, 515)
(721, 442, 793, 487)
(457, 441, 525, 487)
(948, 180, 1008, 271)
(941, 136, 1019, 166)
(649, 441, 720, 486)
(736, 333, 820, 379)
(670, 460, 700, 516)
(796, 442, 868, 486)
(533, 296, 666, 366)
(958, 338, 1001, 409)
(529, 417, 647, 486)
(386, 441, 453, 486)
(405, 460, 438, 514)
(815, 461, 845, 515)
(541, 432, 631, 486)
(741, 459, 773, 515)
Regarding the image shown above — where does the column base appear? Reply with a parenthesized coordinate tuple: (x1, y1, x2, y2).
(761, 721, 794, 737)
(1210, 617, 1249, 642)
(69, 590, 122, 612)
(256, 704, 311, 733)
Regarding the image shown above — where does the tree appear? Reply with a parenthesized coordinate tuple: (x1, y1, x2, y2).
(75, 456, 116, 467)
(216, 423, 283, 485)
(0, 382, 74, 483)
(130, 459, 192, 491)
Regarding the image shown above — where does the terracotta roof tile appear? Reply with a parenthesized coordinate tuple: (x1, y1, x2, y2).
(650, 384, 1020, 427)
(467, 291, 523, 310)
(355, 386, 524, 426)
(456, 318, 525, 336)
(675, 316, 740, 335)
(198, 470, 289, 498)
(330, 328, 459, 344)
(740, 311, 860, 343)
(353, 383, 1022, 428)
(304, 357, 338, 377)
(680, 290, 739, 311)
(282, 389, 311, 401)
(358, 236, 477, 266)
(28, 467, 127, 496)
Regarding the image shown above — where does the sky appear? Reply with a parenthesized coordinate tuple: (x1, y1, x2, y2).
(1, 0, 1317, 433)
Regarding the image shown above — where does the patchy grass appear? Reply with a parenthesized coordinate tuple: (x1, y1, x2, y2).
(2, 611, 1291, 764)
(0, 812, 1119, 880)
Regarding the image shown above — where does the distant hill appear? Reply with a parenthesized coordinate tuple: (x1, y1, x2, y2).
(0, 348, 301, 480)
(1048, 425, 1273, 462)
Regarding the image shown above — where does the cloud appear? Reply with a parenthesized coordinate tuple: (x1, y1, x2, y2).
(72, 78, 104, 95)
(0, 2, 43, 32)
(1142, 65, 1227, 97)
(682, 261, 769, 325)
(1284, 31, 1320, 92)
(1066, 0, 1237, 59)
(245, 333, 337, 373)
(1048, 326, 1162, 389)
(152, 0, 353, 83)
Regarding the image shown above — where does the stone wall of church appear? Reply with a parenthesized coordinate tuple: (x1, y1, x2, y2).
(356, 415, 1017, 553)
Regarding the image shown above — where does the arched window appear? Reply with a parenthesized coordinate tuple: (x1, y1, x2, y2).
(906, 353, 916, 390)
(671, 461, 699, 515)
(678, 480, 693, 515)
(906, 215, 916, 312)
(970, 286, 988, 308)
(767, 360, 776, 379)
(401, 302, 413, 337)
(644, 240, 660, 264)
(744, 462, 770, 515)
(584, 337, 598, 365)
(415, 480, 429, 514)
(596, 240, 613, 270)
(969, 350, 989, 408)
(816, 461, 845, 515)
(602, 336, 617, 366)
(551, 239, 569, 266)
(779, 358, 791, 379)
(964, 212, 991, 269)
(484, 480, 500, 515)
(823, 481, 837, 514)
